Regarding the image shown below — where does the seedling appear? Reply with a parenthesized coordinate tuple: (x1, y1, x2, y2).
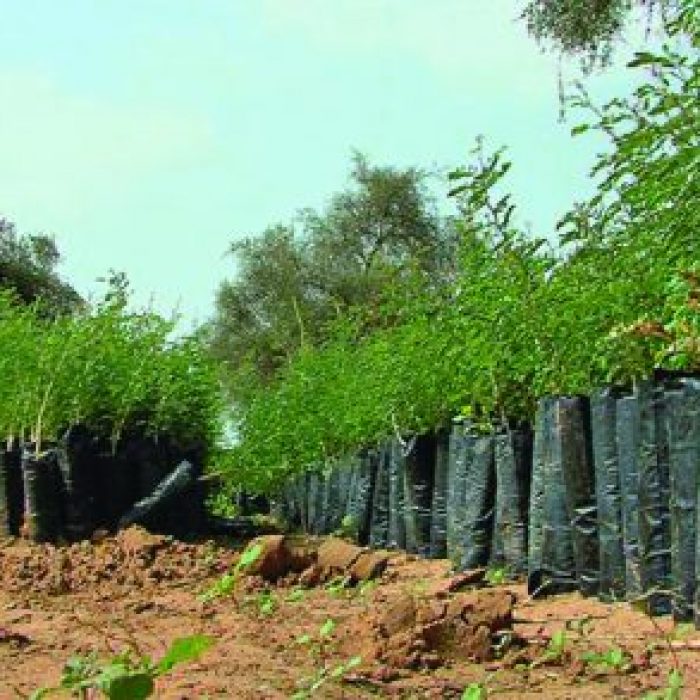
(256, 590, 277, 617)
(31, 634, 213, 699)
(292, 618, 361, 699)
(531, 629, 569, 668)
(642, 669, 684, 700)
(484, 566, 508, 586)
(581, 646, 631, 674)
(285, 587, 306, 603)
(461, 682, 488, 700)
(198, 542, 263, 604)
(325, 575, 352, 598)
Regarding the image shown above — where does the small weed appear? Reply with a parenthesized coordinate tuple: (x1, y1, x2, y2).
(581, 646, 631, 673)
(198, 541, 263, 604)
(31, 634, 213, 699)
(531, 629, 569, 668)
(286, 588, 306, 603)
(357, 578, 378, 598)
(484, 566, 508, 586)
(642, 669, 684, 700)
(292, 618, 362, 699)
(461, 681, 488, 699)
(325, 575, 352, 598)
(256, 590, 277, 617)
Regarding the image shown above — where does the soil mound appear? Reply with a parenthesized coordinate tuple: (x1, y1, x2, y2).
(362, 588, 515, 670)
(0, 526, 237, 594)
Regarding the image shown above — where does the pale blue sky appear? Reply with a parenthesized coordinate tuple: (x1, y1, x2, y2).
(0, 1, 651, 327)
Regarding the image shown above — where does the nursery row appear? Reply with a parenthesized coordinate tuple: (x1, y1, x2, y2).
(0, 425, 207, 542)
(0, 288, 221, 454)
(273, 375, 700, 626)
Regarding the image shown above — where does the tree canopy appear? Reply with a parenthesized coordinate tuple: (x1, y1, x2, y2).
(208, 154, 454, 402)
(214, 1, 700, 490)
(521, 0, 678, 67)
(0, 217, 82, 315)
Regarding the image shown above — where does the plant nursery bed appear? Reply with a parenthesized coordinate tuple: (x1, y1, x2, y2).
(1, 529, 700, 699)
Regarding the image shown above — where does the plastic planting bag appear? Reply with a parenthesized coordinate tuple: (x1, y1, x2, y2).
(558, 397, 599, 597)
(0, 442, 23, 537)
(321, 462, 350, 535)
(22, 446, 65, 543)
(387, 439, 407, 550)
(429, 429, 450, 558)
(616, 394, 643, 599)
(461, 434, 496, 569)
(491, 426, 532, 574)
(446, 422, 473, 569)
(118, 460, 194, 529)
(447, 423, 495, 570)
(369, 445, 391, 548)
(344, 451, 376, 545)
(665, 379, 700, 622)
(637, 381, 672, 615)
(306, 470, 325, 535)
(58, 425, 99, 542)
(528, 397, 577, 596)
(591, 388, 626, 601)
(401, 434, 436, 557)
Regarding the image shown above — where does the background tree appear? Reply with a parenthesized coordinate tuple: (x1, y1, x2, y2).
(520, 0, 677, 67)
(208, 154, 454, 402)
(0, 217, 82, 315)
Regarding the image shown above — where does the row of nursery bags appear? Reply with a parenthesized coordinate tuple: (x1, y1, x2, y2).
(0, 426, 207, 542)
(272, 376, 700, 625)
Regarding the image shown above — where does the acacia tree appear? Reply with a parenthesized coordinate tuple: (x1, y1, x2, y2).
(209, 154, 452, 402)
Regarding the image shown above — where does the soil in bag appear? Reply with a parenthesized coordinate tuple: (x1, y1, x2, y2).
(665, 379, 700, 622)
(637, 381, 672, 615)
(387, 439, 407, 550)
(559, 396, 599, 597)
(95, 436, 139, 531)
(446, 422, 473, 570)
(369, 445, 390, 548)
(617, 393, 643, 600)
(345, 450, 376, 545)
(528, 397, 577, 596)
(59, 424, 100, 542)
(591, 388, 626, 601)
(403, 433, 436, 558)
(491, 425, 532, 575)
(22, 446, 65, 543)
(430, 428, 450, 559)
(0, 441, 23, 537)
(461, 433, 495, 570)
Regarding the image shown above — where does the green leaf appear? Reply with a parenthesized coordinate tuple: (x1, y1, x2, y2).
(462, 682, 488, 700)
(103, 673, 154, 700)
(319, 618, 336, 638)
(236, 542, 264, 571)
(156, 634, 214, 675)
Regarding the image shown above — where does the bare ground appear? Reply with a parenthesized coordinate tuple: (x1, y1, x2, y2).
(1, 528, 700, 699)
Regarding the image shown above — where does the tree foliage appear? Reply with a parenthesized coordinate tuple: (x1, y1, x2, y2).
(520, 0, 677, 67)
(0, 217, 82, 315)
(215, 2, 699, 492)
(208, 154, 452, 401)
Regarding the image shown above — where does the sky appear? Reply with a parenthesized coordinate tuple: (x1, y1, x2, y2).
(0, 1, 654, 330)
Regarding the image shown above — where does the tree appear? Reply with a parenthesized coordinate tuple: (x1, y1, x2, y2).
(520, 0, 677, 67)
(208, 154, 452, 401)
(0, 217, 82, 315)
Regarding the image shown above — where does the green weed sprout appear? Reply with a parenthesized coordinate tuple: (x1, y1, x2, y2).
(31, 634, 213, 700)
(198, 542, 263, 604)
